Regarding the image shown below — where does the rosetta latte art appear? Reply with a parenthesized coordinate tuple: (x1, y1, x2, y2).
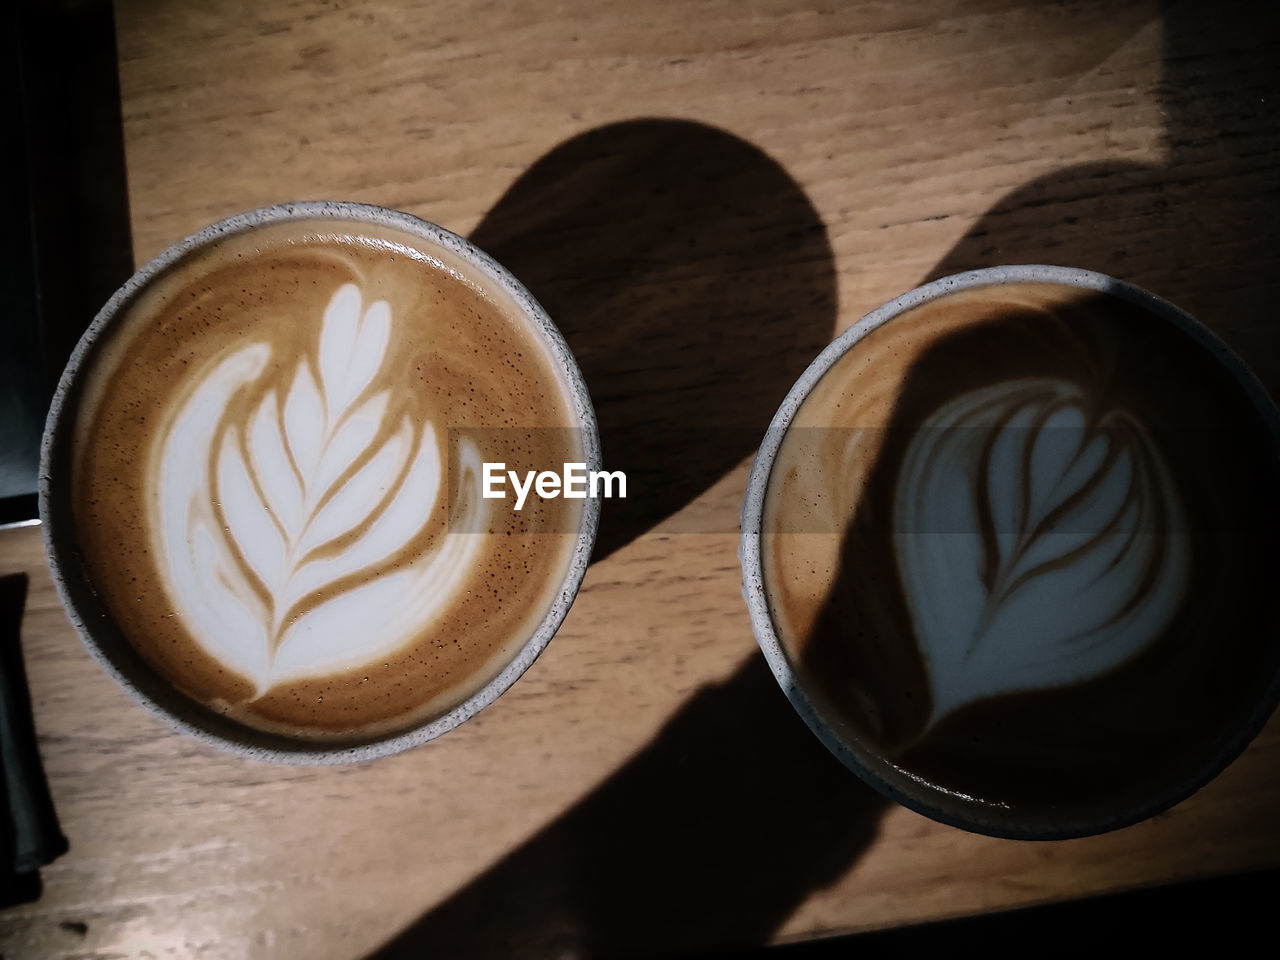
(156, 284, 487, 694)
(893, 378, 1191, 722)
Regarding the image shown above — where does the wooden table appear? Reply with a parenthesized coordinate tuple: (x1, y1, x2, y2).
(3, 0, 1279, 956)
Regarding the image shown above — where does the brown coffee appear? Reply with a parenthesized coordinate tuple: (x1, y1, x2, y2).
(64, 216, 584, 742)
(762, 282, 1280, 833)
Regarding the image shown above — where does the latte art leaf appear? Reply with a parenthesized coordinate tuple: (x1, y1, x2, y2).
(157, 284, 488, 694)
(894, 379, 1190, 723)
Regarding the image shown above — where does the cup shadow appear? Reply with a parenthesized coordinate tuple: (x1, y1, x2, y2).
(469, 119, 838, 559)
(369, 656, 887, 959)
(924, 1, 1280, 393)
(370, 122, 884, 958)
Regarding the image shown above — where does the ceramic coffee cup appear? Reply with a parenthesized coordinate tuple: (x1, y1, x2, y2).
(41, 202, 601, 763)
(741, 265, 1280, 838)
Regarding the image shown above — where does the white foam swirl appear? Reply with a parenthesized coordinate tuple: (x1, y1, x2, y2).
(156, 284, 487, 694)
(894, 378, 1190, 722)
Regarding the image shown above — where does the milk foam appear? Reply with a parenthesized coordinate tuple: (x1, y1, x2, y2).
(156, 284, 487, 693)
(893, 378, 1190, 722)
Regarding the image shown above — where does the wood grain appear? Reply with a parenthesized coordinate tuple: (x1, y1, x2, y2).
(3, 0, 1279, 957)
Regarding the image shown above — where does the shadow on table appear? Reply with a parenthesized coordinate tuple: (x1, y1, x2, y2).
(469, 118, 838, 560)
(926, 0, 1280, 395)
(373, 120, 887, 958)
(787, 0, 1280, 847)
(370, 656, 888, 959)
(761, 864, 1280, 957)
(371, 2, 1280, 956)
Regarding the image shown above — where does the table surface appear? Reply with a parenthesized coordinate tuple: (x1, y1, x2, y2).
(3, 0, 1280, 957)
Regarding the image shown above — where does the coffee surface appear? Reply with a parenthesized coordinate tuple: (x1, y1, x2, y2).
(763, 282, 1280, 830)
(70, 218, 583, 741)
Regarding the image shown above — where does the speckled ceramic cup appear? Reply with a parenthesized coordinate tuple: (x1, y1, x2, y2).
(41, 202, 600, 764)
(742, 265, 1280, 838)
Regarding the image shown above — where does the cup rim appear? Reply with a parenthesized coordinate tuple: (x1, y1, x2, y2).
(39, 200, 602, 765)
(740, 263, 1280, 839)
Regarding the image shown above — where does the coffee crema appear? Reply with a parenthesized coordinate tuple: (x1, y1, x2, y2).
(69, 218, 584, 741)
(762, 282, 1280, 831)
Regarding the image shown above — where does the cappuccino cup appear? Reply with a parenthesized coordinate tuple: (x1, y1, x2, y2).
(41, 202, 600, 763)
(742, 265, 1280, 838)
